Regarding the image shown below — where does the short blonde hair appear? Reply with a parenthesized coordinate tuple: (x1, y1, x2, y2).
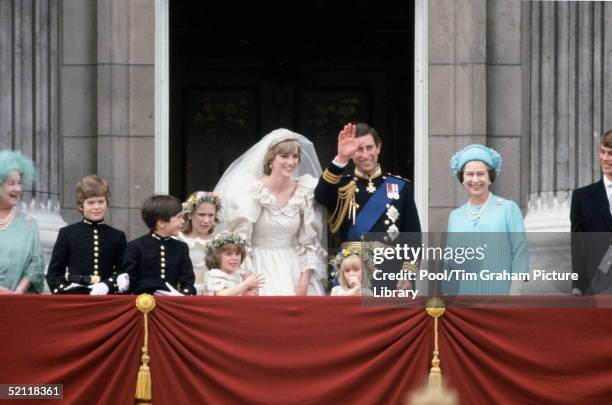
(338, 255, 371, 290)
(263, 140, 301, 175)
(76, 175, 110, 208)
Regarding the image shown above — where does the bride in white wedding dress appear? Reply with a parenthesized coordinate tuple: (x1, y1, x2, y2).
(214, 129, 327, 296)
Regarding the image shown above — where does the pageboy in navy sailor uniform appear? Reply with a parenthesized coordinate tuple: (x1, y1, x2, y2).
(46, 175, 128, 295)
(125, 194, 196, 296)
(47, 219, 127, 294)
(124, 232, 196, 295)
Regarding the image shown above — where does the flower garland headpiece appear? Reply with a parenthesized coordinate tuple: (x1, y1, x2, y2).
(329, 246, 375, 272)
(182, 191, 223, 223)
(206, 230, 250, 256)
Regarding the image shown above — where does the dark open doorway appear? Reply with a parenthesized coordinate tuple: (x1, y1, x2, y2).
(170, 0, 415, 198)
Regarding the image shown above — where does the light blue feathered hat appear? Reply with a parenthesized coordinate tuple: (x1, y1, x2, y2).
(450, 144, 502, 176)
(0, 150, 36, 184)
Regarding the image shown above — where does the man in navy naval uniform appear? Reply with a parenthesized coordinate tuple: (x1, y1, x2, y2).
(314, 123, 421, 290)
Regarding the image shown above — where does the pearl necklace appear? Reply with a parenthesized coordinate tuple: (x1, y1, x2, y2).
(466, 193, 492, 222)
(0, 206, 17, 231)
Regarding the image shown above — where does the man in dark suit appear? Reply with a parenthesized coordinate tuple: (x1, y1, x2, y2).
(570, 129, 612, 294)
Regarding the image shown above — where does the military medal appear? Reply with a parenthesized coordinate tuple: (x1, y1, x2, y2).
(386, 206, 400, 223)
(386, 183, 399, 200)
(387, 224, 400, 241)
(366, 180, 376, 193)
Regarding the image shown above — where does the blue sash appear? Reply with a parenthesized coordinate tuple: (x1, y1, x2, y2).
(346, 176, 406, 241)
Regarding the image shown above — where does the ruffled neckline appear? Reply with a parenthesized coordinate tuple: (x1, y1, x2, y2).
(251, 174, 316, 217)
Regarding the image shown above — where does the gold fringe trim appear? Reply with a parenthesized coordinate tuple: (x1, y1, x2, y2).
(425, 298, 446, 388)
(328, 180, 357, 234)
(340, 241, 363, 250)
(322, 169, 341, 184)
(135, 294, 156, 402)
(402, 260, 420, 273)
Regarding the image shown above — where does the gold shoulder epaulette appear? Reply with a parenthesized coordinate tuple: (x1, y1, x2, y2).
(387, 173, 410, 182)
(328, 180, 357, 234)
(322, 168, 342, 184)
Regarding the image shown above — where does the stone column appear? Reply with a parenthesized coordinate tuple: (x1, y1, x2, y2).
(428, 0, 527, 232)
(523, 2, 612, 293)
(60, 0, 156, 239)
(428, 0, 488, 231)
(525, 1, 612, 230)
(96, 0, 155, 238)
(0, 0, 65, 262)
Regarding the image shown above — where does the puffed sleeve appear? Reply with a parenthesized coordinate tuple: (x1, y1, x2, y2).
(46, 226, 69, 293)
(330, 285, 345, 296)
(206, 269, 231, 294)
(296, 175, 328, 280)
(23, 219, 45, 293)
(223, 182, 263, 274)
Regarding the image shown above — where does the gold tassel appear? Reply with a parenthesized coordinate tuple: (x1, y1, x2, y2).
(328, 180, 357, 234)
(409, 298, 458, 404)
(136, 351, 152, 400)
(425, 298, 446, 388)
(135, 294, 156, 402)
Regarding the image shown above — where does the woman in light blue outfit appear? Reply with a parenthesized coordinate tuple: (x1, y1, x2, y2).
(443, 144, 528, 295)
(0, 151, 45, 294)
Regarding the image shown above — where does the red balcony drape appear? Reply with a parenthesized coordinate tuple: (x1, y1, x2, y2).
(1, 295, 611, 405)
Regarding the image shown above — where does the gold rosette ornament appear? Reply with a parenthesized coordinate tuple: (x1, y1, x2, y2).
(135, 294, 156, 402)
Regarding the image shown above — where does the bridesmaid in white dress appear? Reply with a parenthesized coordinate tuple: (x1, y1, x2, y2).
(215, 129, 327, 296)
(178, 191, 222, 295)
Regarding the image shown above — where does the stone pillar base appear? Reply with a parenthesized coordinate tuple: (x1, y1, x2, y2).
(522, 192, 572, 294)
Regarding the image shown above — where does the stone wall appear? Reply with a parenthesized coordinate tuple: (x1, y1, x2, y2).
(61, 0, 155, 238)
(524, 2, 612, 232)
(0, 0, 65, 261)
(428, 0, 526, 232)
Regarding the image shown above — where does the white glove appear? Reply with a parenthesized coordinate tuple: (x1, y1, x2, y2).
(165, 282, 184, 296)
(508, 279, 524, 296)
(571, 288, 582, 296)
(89, 282, 110, 295)
(117, 273, 130, 293)
(154, 282, 184, 297)
(64, 283, 85, 291)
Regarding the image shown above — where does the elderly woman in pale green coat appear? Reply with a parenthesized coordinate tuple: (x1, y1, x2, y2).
(0, 150, 45, 294)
